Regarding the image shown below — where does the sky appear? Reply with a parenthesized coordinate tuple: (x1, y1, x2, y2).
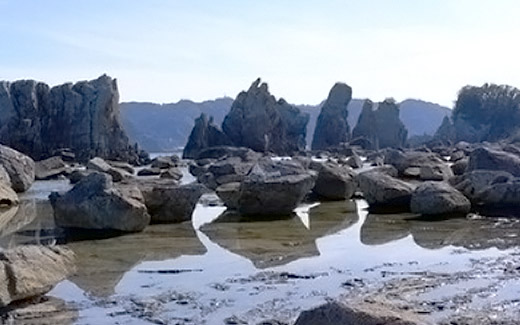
(1, 1, 520, 107)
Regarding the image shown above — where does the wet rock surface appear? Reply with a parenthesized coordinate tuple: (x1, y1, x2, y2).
(0, 145, 35, 193)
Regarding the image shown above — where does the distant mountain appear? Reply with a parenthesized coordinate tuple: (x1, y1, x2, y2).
(120, 97, 450, 152)
(120, 98, 233, 152)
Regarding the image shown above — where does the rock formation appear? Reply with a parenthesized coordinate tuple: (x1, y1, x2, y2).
(221, 78, 309, 155)
(352, 99, 408, 149)
(0, 75, 146, 164)
(183, 113, 232, 159)
(352, 99, 377, 148)
(311, 82, 352, 150)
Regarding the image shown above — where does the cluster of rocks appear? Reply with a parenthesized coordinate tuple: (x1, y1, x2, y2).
(184, 78, 410, 160)
(0, 75, 147, 164)
(184, 78, 309, 159)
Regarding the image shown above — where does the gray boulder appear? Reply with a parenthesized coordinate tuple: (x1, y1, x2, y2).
(294, 301, 425, 325)
(410, 181, 471, 216)
(35, 156, 68, 180)
(450, 170, 514, 202)
(215, 182, 241, 210)
(236, 160, 316, 216)
(160, 168, 183, 180)
(384, 149, 445, 176)
(311, 82, 352, 150)
(476, 179, 520, 207)
(106, 160, 135, 174)
(419, 163, 453, 181)
(0, 145, 35, 192)
(151, 155, 180, 169)
(50, 173, 150, 232)
(195, 146, 262, 161)
(467, 147, 520, 176)
(140, 183, 205, 223)
(356, 171, 415, 210)
(0, 245, 75, 307)
(222, 79, 309, 155)
(312, 162, 356, 200)
(451, 157, 468, 175)
(87, 157, 132, 182)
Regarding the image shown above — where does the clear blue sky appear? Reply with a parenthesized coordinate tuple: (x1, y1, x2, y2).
(1, 0, 519, 107)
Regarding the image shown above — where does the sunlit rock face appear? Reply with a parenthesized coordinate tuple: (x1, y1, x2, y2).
(222, 78, 309, 155)
(0, 75, 144, 164)
(312, 82, 352, 150)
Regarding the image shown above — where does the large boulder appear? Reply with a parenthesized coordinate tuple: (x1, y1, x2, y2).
(311, 82, 352, 150)
(312, 161, 356, 200)
(356, 171, 415, 210)
(0, 75, 145, 164)
(384, 149, 445, 176)
(0, 245, 75, 307)
(34, 156, 68, 180)
(140, 183, 205, 223)
(50, 173, 150, 232)
(183, 113, 232, 159)
(294, 301, 425, 325)
(410, 181, 471, 216)
(0, 145, 35, 192)
(467, 147, 520, 176)
(222, 78, 309, 155)
(234, 160, 316, 216)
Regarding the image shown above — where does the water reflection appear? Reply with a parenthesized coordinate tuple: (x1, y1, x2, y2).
(200, 200, 359, 268)
(67, 222, 206, 297)
(0, 200, 58, 249)
(361, 212, 520, 250)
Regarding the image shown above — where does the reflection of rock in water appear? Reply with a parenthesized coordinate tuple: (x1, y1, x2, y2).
(360, 213, 412, 246)
(0, 200, 58, 249)
(1, 296, 78, 325)
(68, 222, 206, 297)
(201, 200, 359, 269)
(360, 211, 520, 250)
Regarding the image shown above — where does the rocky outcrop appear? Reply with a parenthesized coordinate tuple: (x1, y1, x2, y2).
(476, 179, 520, 208)
(0, 145, 35, 192)
(50, 173, 150, 232)
(311, 83, 352, 150)
(183, 113, 232, 159)
(0, 245, 75, 307)
(410, 181, 471, 216)
(0, 75, 146, 164)
(352, 99, 408, 149)
(222, 78, 309, 155)
(352, 99, 377, 149)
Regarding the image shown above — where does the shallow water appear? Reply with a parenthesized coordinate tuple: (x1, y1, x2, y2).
(4, 177, 520, 324)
